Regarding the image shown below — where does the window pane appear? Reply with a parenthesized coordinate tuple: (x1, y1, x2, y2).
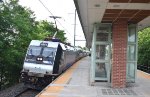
(127, 63, 135, 79)
(27, 46, 42, 56)
(96, 33, 109, 41)
(95, 63, 107, 78)
(128, 27, 136, 42)
(96, 45, 109, 60)
(128, 45, 135, 61)
(97, 26, 109, 33)
(42, 47, 56, 57)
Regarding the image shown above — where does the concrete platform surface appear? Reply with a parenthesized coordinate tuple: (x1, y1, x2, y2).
(36, 57, 150, 97)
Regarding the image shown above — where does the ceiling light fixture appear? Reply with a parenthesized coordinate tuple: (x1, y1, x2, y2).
(94, 4, 101, 7)
(113, 5, 120, 7)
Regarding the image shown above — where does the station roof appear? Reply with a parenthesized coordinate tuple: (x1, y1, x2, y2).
(74, 0, 150, 48)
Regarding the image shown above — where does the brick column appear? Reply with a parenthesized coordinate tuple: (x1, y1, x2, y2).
(112, 20, 127, 88)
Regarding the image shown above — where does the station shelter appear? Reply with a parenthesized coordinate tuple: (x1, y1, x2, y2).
(74, 0, 150, 88)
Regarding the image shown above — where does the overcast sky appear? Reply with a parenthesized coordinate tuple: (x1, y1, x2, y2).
(18, 0, 86, 47)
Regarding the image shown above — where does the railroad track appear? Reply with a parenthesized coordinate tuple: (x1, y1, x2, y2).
(14, 88, 28, 97)
(15, 88, 39, 97)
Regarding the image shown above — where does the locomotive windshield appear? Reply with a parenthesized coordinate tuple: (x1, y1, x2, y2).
(42, 47, 55, 57)
(25, 46, 56, 65)
(28, 46, 42, 56)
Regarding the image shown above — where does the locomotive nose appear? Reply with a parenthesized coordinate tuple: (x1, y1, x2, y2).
(23, 63, 53, 74)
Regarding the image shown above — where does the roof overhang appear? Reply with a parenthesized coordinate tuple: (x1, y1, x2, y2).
(74, 0, 150, 48)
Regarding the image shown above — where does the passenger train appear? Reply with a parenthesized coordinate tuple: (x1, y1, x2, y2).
(20, 39, 86, 90)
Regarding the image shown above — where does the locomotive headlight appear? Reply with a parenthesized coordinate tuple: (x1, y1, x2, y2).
(40, 58, 43, 61)
(37, 57, 43, 61)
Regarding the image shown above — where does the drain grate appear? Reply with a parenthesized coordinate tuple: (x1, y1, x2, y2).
(102, 89, 137, 95)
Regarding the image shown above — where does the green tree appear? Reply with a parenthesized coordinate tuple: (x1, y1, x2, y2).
(0, 0, 38, 89)
(0, 0, 66, 90)
(138, 27, 150, 68)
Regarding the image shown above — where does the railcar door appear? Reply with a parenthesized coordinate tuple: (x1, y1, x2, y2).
(58, 51, 65, 73)
(53, 45, 62, 74)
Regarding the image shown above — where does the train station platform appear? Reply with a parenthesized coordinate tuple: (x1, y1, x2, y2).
(36, 57, 150, 97)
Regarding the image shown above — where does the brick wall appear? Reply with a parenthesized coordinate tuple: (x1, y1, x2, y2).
(112, 20, 127, 88)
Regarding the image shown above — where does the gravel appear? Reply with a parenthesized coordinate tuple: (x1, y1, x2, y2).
(0, 83, 27, 97)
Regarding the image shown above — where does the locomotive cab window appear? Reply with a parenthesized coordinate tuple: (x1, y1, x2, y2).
(27, 46, 42, 56)
(42, 47, 56, 57)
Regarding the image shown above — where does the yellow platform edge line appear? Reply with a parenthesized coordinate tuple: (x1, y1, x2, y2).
(36, 58, 84, 97)
(137, 70, 150, 80)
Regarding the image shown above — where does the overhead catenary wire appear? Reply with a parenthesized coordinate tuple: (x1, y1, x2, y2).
(38, 0, 54, 16)
(38, 0, 73, 38)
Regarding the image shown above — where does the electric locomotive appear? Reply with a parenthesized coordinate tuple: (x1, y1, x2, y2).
(20, 39, 83, 90)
